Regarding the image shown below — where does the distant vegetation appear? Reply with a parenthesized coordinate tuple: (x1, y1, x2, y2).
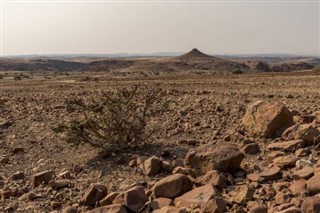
(232, 69, 244, 74)
(313, 65, 320, 72)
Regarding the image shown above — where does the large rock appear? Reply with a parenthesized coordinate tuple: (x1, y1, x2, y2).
(113, 186, 147, 212)
(153, 174, 193, 199)
(301, 196, 320, 213)
(242, 101, 292, 138)
(174, 184, 220, 208)
(81, 184, 108, 206)
(307, 173, 320, 195)
(184, 142, 244, 175)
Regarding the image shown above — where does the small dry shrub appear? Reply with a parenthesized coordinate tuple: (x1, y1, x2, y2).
(53, 85, 172, 152)
(313, 65, 320, 72)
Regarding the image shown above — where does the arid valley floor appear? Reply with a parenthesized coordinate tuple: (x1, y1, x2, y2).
(1, 70, 320, 213)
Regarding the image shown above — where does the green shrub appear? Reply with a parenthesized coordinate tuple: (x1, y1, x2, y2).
(52, 85, 172, 152)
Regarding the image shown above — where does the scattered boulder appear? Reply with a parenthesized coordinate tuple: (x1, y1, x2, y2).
(140, 156, 161, 176)
(241, 142, 260, 155)
(301, 196, 320, 213)
(81, 184, 108, 206)
(289, 180, 309, 196)
(307, 173, 320, 195)
(150, 198, 173, 210)
(267, 140, 304, 152)
(293, 124, 320, 146)
(273, 155, 298, 169)
(275, 192, 291, 205)
(242, 101, 293, 138)
(174, 184, 220, 208)
(227, 185, 255, 204)
(184, 142, 244, 175)
(87, 204, 128, 213)
(32, 170, 54, 187)
(293, 166, 314, 180)
(259, 166, 282, 181)
(113, 186, 147, 212)
(153, 174, 193, 199)
(200, 197, 226, 213)
(195, 170, 227, 190)
(101, 192, 120, 206)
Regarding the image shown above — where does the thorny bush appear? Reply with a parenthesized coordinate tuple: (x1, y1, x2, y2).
(52, 85, 172, 152)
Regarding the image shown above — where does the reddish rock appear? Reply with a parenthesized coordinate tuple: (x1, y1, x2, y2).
(49, 179, 71, 189)
(161, 161, 173, 172)
(150, 198, 173, 210)
(32, 170, 55, 187)
(267, 151, 286, 163)
(293, 166, 314, 180)
(259, 166, 282, 181)
(174, 184, 220, 208)
(195, 170, 227, 190)
(227, 185, 255, 204)
(314, 164, 320, 174)
(153, 174, 193, 199)
(289, 180, 309, 197)
(277, 206, 303, 213)
(153, 206, 181, 213)
(275, 192, 291, 205)
(247, 173, 261, 182)
(273, 155, 298, 169)
(184, 142, 244, 175)
(301, 196, 320, 213)
(81, 184, 108, 206)
(282, 125, 299, 141)
(61, 206, 78, 213)
(87, 204, 128, 213)
(101, 192, 120, 206)
(241, 143, 260, 155)
(242, 101, 293, 138)
(307, 173, 320, 195)
(200, 198, 226, 213)
(113, 186, 147, 212)
(267, 140, 304, 152)
(172, 166, 188, 175)
(140, 156, 161, 176)
(294, 124, 320, 146)
(249, 206, 268, 213)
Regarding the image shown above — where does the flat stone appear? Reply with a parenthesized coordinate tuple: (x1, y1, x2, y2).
(293, 166, 314, 180)
(259, 166, 282, 181)
(267, 140, 304, 152)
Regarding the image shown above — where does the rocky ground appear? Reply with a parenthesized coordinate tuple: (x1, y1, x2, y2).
(0, 71, 320, 213)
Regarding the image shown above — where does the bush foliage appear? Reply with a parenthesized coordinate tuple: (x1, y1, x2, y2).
(53, 85, 171, 152)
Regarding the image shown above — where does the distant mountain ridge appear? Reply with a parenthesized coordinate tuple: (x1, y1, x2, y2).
(0, 49, 317, 72)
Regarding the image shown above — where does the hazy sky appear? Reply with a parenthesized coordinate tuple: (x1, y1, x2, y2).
(1, 0, 319, 56)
